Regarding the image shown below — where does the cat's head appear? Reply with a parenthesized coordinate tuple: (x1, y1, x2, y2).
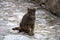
(27, 8, 36, 16)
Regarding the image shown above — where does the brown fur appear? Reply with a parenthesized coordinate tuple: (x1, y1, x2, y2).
(12, 8, 35, 36)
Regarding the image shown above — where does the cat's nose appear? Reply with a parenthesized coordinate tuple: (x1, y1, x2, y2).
(29, 15, 34, 17)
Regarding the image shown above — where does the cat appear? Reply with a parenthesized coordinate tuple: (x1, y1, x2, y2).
(12, 8, 35, 36)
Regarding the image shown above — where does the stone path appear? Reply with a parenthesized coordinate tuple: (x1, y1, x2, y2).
(0, 1, 59, 40)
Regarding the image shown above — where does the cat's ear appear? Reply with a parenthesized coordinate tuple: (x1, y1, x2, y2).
(27, 8, 35, 12)
(27, 8, 31, 11)
(32, 8, 36, 12)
